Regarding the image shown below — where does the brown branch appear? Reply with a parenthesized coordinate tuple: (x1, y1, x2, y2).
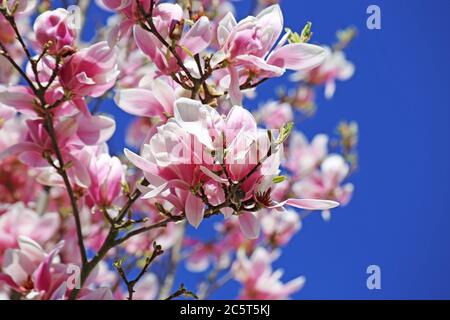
(43, 111, 88, 266)
(114, 242, 164, 300)
(163, 283, 198, 300)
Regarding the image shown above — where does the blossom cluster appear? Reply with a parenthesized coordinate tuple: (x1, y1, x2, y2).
(0, 0, 357, 300)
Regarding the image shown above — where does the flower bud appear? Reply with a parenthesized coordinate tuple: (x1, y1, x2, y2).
(33, 8, 77, 55)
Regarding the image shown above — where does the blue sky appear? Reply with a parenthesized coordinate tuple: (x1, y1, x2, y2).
(77, 0, 450, 299)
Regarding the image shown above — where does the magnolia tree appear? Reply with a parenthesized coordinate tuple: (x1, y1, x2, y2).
(0, 0, 358, 300)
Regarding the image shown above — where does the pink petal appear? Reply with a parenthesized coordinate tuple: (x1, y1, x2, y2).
(0, 85, 36, 115)
(267, 43, 326, 71)
(284, 198, 339, 210)
(185, 192, 205, 228)
(180, 16, 212, 55)
(228, 66, 243, 105)
(200, 166, 229, 184)
(238, 211, 260, 239)
(77, 114, 116, 145)
(134, 25, 164, 62)
(114, 88, 162, 117)
(124, 148, 158, 174)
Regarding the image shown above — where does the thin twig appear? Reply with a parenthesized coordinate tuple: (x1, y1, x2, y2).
(163, 283, 198, 300)
(114, 242, 164, 300)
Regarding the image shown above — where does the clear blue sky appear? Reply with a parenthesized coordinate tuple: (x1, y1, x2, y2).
(77, 0, 450, 299)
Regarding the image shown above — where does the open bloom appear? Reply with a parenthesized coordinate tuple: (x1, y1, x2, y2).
(0, 114, 116, 188)
(232, 247, 305, 299)
(125, 98, 338, 237)
(0, 203, 59, 263)
(83, 148, 125, 208)
(33, 8, 77, 55)
(284, 132, 328, 179)
(291, 47, 355, 98)
(0, 236, 112, 300)
(256, 100, 293, 129)
(261, 209, 301, 246)
(59, 41, 119, 111)
(133, 4, 212, 75)
(213, 5, 326, 104)
(114, 75, 176, 123)
(292, 154, 354, 220)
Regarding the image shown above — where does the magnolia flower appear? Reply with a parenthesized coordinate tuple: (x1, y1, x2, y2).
(125, 98, 338, 237)
(261, 209, 301, 246)
(114, 75, 176, 122)
(213, 5, 326, 104)
(59, 41, 119, 110)
(84, 150, 125, 208)
(0, 236, 66, 299)
(134, 5, 212, 74)
(292, 154, 354, 220)
(232, 247, 305, 299)
(0, 115, 115, 188)
(256, 100, 293, 129)
(0, 236, 113, 300)
(33, 8, 77, 55)
(291, 47, 355, 99)
(284, 131, 329, 179)
(185, 239, 230, 272)
(0, 203, 59, 263)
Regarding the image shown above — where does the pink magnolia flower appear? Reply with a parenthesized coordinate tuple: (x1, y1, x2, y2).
(134, 6, 212, 75)
(84, 150, 125, 208)
(0, 236, 66, 299)
(261, 209, 301, 246)
(0, 236, 113, 300)
(59, 41, 119, 111)
(256, 100, 293, 129)
(126, 98, 338, 237)
(0, 203, 59, 263)
(284, 131, 328, 179)
(232, 247, 305, 299)
(0, 84, 80, 119)
(185, 239, 230, 272)
(0, 114, 115, 188)
(292, 154, 354, 220)
(114, 75, 176, 122)
(213, 5, 326, 104)
(291, 47, 355, 99)
(33, 8, 77, 55)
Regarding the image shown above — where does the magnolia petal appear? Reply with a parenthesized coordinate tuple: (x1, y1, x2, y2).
(173, 98, 214, 149)
(284, 198, 339, 210)
(222, 207, 234, 219)
(141, 182, 168, 200)
(217, 12, 237, 46)
(0, 273, 21, 292)
(200, 166, 229, 185)
(180, 16, 212, 56)
(124, 148, 158, 174)
(79, 287, 113, 300)
(268, 43, 326, 71)
(133, 25, 162, 60)
(238, 211, 260, 239)
(114, 88, 161, 117)
(0, 85, 36, 115)
(228, 66, 243, 105)
(185, 193, 205, 228)
(141, 179, 189, 200)
(77, 115, 116, 145)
